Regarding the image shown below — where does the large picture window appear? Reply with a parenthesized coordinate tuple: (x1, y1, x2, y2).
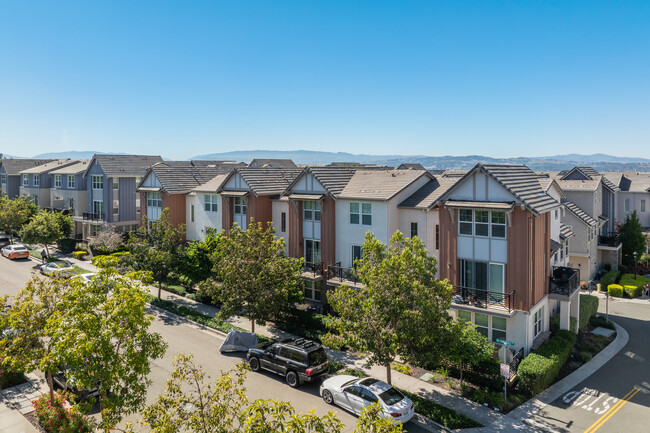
(204, 194, 218, 212)
(459, 209, 507, 239)
(303, 201, 321, 221)
(92, 175, 103, 190)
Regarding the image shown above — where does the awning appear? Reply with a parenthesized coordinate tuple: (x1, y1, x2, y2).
(137, 187, 161, 192)
(219, 191, 249, 197)
(560, 224, 575, 240)
(445, 200, 514, 210)
(288, 193, 325, 201)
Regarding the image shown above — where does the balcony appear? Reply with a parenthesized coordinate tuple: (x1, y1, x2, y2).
(452, 286, 516, 313)
(598, 232, 621, 249)
(326, 263, 363, 288)
(82, 212, 104, 222)
(549, 266, 580, 298)
(302, 261, 324, 278)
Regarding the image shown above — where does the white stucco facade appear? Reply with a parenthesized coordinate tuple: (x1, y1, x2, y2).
(185, 192, 222, 241)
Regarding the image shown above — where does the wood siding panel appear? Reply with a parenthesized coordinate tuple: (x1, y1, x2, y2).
(222, 197, 233, 235)
(507, 207, 530, 311)
(321, 196, 336, 267)
(140, 192, 148, 222)
(438, 207, 458, 284)
(288, 200, 303, 259)
(530, 212, 550, 307)
(249, 196, 273, 229)
(167, 194, 187, 229)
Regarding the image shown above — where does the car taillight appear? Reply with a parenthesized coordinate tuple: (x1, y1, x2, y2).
(305, 367, 314, 375)
(389, 412, 402, 417)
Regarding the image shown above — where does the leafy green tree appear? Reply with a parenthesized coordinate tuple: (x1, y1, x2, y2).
(208, 221, 304, 332)
(51, 210, 73, 238)
(325, 231, 454, 384)
(618, 211, 646, 266)
(0, 196, 39, 240)
(181, 229, 225, 283)
(445, 320, 495, 385)
(18, 210, 63, 257)
(121, 208, 185, 298)
(135, 354, 402, 433)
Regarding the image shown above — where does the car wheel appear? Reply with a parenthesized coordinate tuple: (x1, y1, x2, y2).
(322, 389, 334, 405)
(285, 371, 299, 388)
(249, 357, 261, 372)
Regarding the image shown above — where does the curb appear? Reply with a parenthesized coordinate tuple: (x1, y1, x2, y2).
(146, 302, 230, 339)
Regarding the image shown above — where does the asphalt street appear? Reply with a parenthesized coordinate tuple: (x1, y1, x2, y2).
(528, 297, 650, 433)
(0, 255, 429, 432)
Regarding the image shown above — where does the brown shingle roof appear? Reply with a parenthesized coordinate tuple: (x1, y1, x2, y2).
(562, 200, 598, 227)
(141, 161, 244, 194)
(339, 169, 431, 201)
(220, 167, 302, 196)
(398, 176, 459, 209)
(0, 158, 57, 175)
(87, 154, 163, 178)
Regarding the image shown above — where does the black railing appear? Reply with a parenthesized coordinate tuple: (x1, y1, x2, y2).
(452, 286, 515, 312)
(327, 263, 360, 285)
(303, 261, 324, 277)
(598, 232, 621, 247)
(549, 266, 580, 297)
(508, 347, 524, 381)
(82, 212, 103, 222)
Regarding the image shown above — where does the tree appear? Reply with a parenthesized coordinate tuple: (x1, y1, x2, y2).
(121, 208, 185, 298)
(618, 210, 646, 266)
(18, 210, 63, 257)
(208, 221, 304, 333)
(0, 195, 39, 240)
(181, 229, 225, 283)
(445, 320, 495, 385)
(325, 231, 454, 384)
(134, 354, 403, 433)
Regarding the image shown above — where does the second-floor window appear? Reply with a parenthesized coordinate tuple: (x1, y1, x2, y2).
(204, 194, 218, 212)
(624, 198, 630, 212)
(533, 307, 544, 337)
(23, 174, 28, 186)
(54, 175, 61, 188)
(281, 212, 287, 232)
(92, 175, 103, 190)
(303, 201, 321, 221)
(642, 200, 646, 213)
(459, 209, 506, 238)
(351, 245, 362, 267)
(147, 192, 162, 208)
(33, 174, 40, 187)
(0, 174, 6, 184)
(435, 224, 440, 249)
(234, 197, 247, 216)
(68, 175, 75, 188)
(411, 222, 418, 238)
(350, 202, 371, 225)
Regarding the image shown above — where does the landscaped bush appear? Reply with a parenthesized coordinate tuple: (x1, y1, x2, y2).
(600, 270, 620, 288)
(162, 283, 187, 297)
(576, 333, 611, 354)
(578, 351, 593, 363)
(590, 315, 615, 330)
(579, 295, 599, 331)
(446, 355, 502, 390)
(391, 361, 411, 375)
(623, 285, 642, 298)
(617, 274, 649, 297)
(550, 313, 560, 333)
(32, 392, 94, 433)
(72, 250, 87, 260)
(338, 368, 368, 378)
(518, 330, 577, 396)
(399, 389, 481, 428)
(275, 308, 330, 343)
(0, 362, 27, 389)
(607, 284, 624, 297)
(57, 238, 77, 254)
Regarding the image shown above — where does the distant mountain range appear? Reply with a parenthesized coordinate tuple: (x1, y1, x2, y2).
(3, 150, 650, 172)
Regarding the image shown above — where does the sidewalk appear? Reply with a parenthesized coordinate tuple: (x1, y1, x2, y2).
(0, 373, 49, 433)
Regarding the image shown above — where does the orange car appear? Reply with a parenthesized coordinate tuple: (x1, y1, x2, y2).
(1, 244, 30, 260)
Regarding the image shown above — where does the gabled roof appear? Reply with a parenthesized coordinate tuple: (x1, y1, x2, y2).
(138, 161, 244, 195)
(192, 174, 230, 193)
(562, 200, 598, 227)
(248, 159, 297, 169)
(283, 166, 357, 199)
(339, 169, 432, 201)
(559, 166, 620, 192)
(560, 224, 575, 240)
(0, 158, 57, 175)
(19, 159, 76, 174)
(398, 176, 459, 209)
(437, 164, 559, 216)
(219, 167, 302, 197)
(397, 163, 426, 170)
(84, 154, 163, 178)
(49, 160, 90, 175)
(555, 178, 601, 192)
(607, 172, 650, 193)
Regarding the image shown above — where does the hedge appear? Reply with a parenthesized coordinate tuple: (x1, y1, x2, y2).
(618, 274, 650, 298)
(600, 270, 620, 289)
(623, 285, 642, 298)
(579, 295, 599, 331)
(608, 284, 624, 298)
(518, 330, 577, 396)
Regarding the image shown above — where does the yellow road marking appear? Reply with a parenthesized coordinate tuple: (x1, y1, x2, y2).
(583, 387, 640, 433)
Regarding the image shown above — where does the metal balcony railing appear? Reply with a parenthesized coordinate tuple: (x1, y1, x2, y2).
(326, 263, 360, 285)
(549, 266, 580, 297)
(452, 286, 515, 313)
(82, 212, 104, 222)
(598, 232, 621, 248)
(303, 261, 324, 277)
(508, 347, 524, 381)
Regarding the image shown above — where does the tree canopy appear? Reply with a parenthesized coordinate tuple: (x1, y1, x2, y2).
(0, 195, 39, 239)
(618, 210, 646, 266)
(325, 231, 454, 384)
(19, 210, 71, 256)
(445, 320, 495, 385)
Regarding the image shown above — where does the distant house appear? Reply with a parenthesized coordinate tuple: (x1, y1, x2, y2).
(49, 160, 90, 237)
(608, 171, 650, 229)
(248, 159, 297, 169)
(18, 159, 78, 208)
(397, 163, 426, 170)
(0, 158, 56, 199)
(78, 154, 163, 238)
(185, 174, 230, 241)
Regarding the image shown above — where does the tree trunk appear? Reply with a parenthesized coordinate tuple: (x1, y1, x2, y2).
(251, 319, 255, 333)
(46, 370, 54, 403)
(460, 367, 464, 386)
(386, 364, 392, 385)
(158, 281, 162, 299)
(44, 244, 50, 259)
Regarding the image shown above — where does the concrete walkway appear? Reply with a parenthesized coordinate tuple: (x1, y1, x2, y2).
(0, 373, 48, 433)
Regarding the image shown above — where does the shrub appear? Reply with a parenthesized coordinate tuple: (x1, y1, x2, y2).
(590, 315, 615, 330)
(579, 295, 599, 331)
(608, 284, 624, 297)
(550, 314, 560, 333)
(338, 368, 368, 378)
(32, 392, 94, 433)
(518, 330, 576, 396)
(328, 360, 344, 374)
(391, 362, 411, 375)
(578, 351, 593, 363)
(600, 270, 620, 288)
(623, 285, 642, 298)
(275, 308, 329, 343)
(0, 362, 27, 389)
(57, 238, 77, 254)
(88, 225, 124, 255)
(72, 250, 87, 260)
(163, 284, 187, 297)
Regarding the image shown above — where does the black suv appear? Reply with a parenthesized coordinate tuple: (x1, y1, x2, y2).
(246, 338, 329, 387)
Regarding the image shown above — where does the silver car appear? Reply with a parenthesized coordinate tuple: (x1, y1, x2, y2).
(40, 261, 75, 278)
(320, 375, 415, 424)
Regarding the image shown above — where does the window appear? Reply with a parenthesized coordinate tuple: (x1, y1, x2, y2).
(22, 174, 28, 186)
(113, 178, 119, 190)
(68, 198, 75, 212)
(553, 252, 558, 263)
(54, 175, 61, 188)
(204, 194, 218, 212)
(491, 211, 506, 238)
(435, 224, 440, 250)
(93, 200, 103, 216)
(642, 200, 646, 213)
(460, 260, 505, 294)
(349, 202, 371, 225)
(191, 205, 195, 222)
(457, 310, 471, 322)
(489, 263, 504, 293)
(351, 245, 362, 267)
(305, 239, 321, 265)
(147, 192, 162, 208)
(304, 281, 322, 302)
(459, 209, 473, 235)
(33, 174, 39, 187)
(474, 210, 489, 237)
(533, 307, 544, 337)
(281, 212, 286, 232)
(555, 209, 559, 220)
(624, 198, 630, 212)
(303, 201, 321, 221)
(492, 317, 507, 342)
(234, 197, 247, 215)
(0, 174, 5, 184)
(474, 313, 488, 338)
(92, 175, 103, 190)
(68, 175, 75, 188)
(410, 222, 418, 238)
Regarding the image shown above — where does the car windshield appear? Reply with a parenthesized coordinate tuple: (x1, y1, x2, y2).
(14, 247, 27, 251)
(308, 348, 328, 365)
(378, 387, 404, 406)
(54, 263, 72, 269)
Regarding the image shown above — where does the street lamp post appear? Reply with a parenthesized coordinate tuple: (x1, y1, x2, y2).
(634, 251, 638, 280)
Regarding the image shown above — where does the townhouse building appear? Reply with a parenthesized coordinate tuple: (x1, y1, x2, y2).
(79, 154, 163, 238)
(608, 172, 650, 229)
(48, 160, 90, 237)
(185, 174, 230, 241)
(18, 159, 79, 208)
(0, 158, 55, 198)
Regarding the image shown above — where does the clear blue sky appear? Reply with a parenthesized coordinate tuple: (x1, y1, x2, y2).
(1, 1, 649, 160)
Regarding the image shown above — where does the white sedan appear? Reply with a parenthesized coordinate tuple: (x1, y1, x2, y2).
(320, 375, 415, 424)
(72, 273, 97, 284)
(40, 261, 75, 278)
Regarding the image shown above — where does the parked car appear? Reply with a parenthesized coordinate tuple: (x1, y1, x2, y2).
(320, 376, 415, 424)
(1, 244, 30, 260)
(0, 235, 11, 248)
(52, 365, 100, 400)
(40, 261, 75, 278)
(246, 338, 329, 388)
(72, 272, 97, 285)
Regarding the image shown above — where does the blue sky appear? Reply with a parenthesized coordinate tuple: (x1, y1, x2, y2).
(1, 1, 649, 160)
